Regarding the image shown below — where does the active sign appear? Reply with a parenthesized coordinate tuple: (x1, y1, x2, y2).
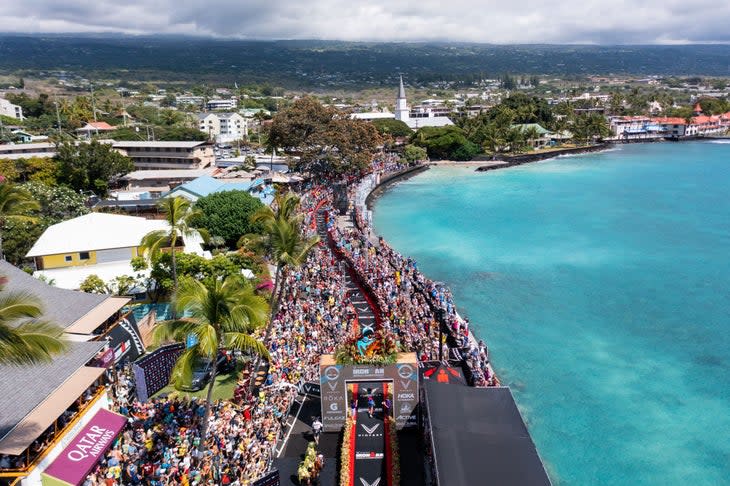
(42, 408, 127, 486)
(319, 352, 419, 432)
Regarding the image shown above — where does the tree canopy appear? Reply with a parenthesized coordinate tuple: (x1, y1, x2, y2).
(268, 97, 382, 177)
(193, 191, 264, 248)
(412, 126, 480, 161)
(371, 119, 413, 138)
(55, 141, 134, 196)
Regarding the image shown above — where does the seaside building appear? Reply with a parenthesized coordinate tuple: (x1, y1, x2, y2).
(26, 212, 208, 290)
(0, 98, 23, 119)
(163, 175, 274, 205)
(352, 75, 454, 129)
(197, 112, 248, 143)
(112, 140, 215, 170)
(0, 260, 144, 486)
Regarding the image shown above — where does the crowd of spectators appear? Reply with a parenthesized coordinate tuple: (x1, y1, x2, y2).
(83, 154, 496, 486)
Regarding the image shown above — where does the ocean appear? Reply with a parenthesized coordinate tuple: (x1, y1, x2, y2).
(372, 142, 730, 485)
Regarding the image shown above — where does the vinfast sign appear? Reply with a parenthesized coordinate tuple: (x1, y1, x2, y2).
(42, 409, 127, 485)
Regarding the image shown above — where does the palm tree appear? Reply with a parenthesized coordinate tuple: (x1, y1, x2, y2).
(140, 197, 207, 292)
(152, 275, 268, 451)
(240, 192, 319, 390)
(0, 183, 40, 260)
(0, 279, 66, 364)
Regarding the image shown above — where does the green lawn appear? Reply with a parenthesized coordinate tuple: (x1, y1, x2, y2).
(152, 362, 243, 402)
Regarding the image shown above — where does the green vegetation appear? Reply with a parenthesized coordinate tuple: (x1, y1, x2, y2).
(1, 182, 89, 266)
(55, 140, 134, 196)
(192, 191, 264, 249)
(372, 118, 413, 138)
(151, 275, 268, 451)
(268, 97, 382, 177)
(0, 183, 39, 262)
(412, 126, 480, 160)
(0, 277, 66, 365)
(140, 197, 208, 292)
(152, 360, 244, 401)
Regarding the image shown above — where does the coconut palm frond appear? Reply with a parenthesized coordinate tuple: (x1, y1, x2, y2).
(0, 320, 66, 365)
(0, 291, 44, 323)
(150, 318, 202, 345)
(224, 332, 269, 360)
(170, 346, 198, 390)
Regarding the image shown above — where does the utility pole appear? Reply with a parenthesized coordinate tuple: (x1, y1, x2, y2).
(54, 101, 62, 137)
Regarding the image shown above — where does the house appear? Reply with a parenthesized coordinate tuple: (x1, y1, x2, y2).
(75, 121, 116, 140)
(686, 115, 724, 136)
(206, 98, 238, 111)
(0, 260, 145, 485)
(512, 123, 552, 149)
(112, 140, 215, 170)
(26, 212, 208, 290)
(197, 112, 248, 143)
(0, 97, 23, 119)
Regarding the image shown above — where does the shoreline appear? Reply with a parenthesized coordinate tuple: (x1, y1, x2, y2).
(475, 143, 611, 172)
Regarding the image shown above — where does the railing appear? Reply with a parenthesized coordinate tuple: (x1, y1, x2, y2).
(0, 386, 107, 481)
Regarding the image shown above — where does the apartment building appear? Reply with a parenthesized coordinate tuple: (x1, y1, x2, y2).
(112, 140, 215, 170)
(197, 112, 248, 143)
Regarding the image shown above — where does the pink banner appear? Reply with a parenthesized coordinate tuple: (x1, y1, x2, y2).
(43, 408, 127, 485)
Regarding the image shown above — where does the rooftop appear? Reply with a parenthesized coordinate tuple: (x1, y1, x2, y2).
(26, 212, 167, 257)
(0, 340, 105, 453)
(112, 140, 208, 149)
(167, 175, 253, 198)
(121, 168, 217, 181)
(0, 260, 107, 329)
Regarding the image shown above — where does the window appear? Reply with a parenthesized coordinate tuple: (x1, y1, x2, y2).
(65, 255, 73, 262)
(79, 252, 90, 260)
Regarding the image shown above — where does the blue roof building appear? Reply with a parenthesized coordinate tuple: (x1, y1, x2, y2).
(164, 176, 272, 204)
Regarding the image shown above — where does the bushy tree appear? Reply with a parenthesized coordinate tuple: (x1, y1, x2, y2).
(55, 141, 134, 195)
(268, 97, 382, 177)
(412, 126, 480, 161)
(372, 119, 413, 138)
(2, 182, 89, 265)
(193, 191, 264, 248)
(402, 144, 428, 163)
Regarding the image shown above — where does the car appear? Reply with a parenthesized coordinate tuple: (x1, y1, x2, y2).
(182, 352, 236, 391)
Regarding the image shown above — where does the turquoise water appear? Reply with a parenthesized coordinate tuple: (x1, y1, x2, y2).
(373, 142, 730, 485)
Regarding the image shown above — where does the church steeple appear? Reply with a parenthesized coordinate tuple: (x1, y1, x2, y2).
(395, 74, 409, 122)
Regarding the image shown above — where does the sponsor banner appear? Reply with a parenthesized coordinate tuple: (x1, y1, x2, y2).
(356, 452, 385, 459)
(42, 409, 127, 486)
(319, 353, 418, 431)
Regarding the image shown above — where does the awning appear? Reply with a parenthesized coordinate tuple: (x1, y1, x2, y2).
(42, 408, 127, 486)
(0, 367, 106, 455)
(65, 297, 131, 334)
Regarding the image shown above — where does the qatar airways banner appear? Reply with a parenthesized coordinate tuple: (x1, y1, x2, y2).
(41, 409, 127, 486)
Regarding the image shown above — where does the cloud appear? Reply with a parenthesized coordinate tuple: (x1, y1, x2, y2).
(1, 0, 729, 43)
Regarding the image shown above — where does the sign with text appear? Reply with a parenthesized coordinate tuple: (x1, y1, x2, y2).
(42, 408, 127, 486)
(319, 353, 418, 431)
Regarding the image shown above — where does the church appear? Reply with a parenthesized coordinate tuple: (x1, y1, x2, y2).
(353, 75, 454, 129)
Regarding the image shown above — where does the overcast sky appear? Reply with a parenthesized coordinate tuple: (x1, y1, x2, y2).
(2, 1, 729, 44)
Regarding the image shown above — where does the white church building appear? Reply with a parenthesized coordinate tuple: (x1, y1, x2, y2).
(353, 76, 453, 129)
